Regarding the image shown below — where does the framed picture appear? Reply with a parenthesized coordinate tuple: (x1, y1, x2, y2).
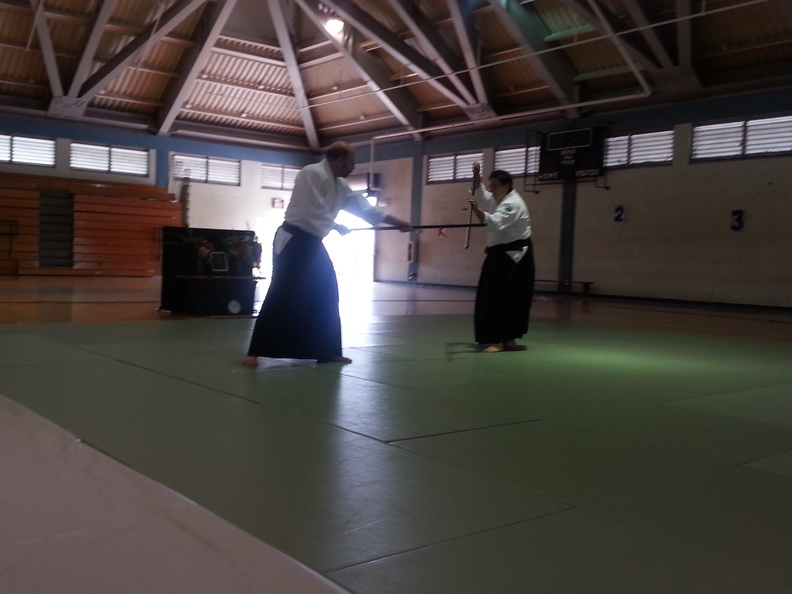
(209, 251, 229, 272)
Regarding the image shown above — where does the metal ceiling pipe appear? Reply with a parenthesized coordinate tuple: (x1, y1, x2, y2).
(25, 0, 46, 51)
(367, 0, 771, 161)
(368, 88, 648, 154)
(555, 0, 771, 45)
(585, 0, 652, 96)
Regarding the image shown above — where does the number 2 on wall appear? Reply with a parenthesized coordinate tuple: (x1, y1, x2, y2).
(614, 205, 625, 223)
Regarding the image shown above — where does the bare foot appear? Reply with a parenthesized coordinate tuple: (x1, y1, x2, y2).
(482, 344, 504, 353)
(503, 341, 526, 351)
(317, 356, 353, 364)
(243, 356, 259, 367)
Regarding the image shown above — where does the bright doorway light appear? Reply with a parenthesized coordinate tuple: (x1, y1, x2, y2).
(324, 17, 344, 34)
(324, 194, 375, 284)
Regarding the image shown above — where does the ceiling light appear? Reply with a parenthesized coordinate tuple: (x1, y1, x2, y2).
(324, 17, 344, 34)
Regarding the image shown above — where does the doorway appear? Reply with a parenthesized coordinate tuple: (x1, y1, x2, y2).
(323, 206, 375, 283)
(253, 207, 376, 314)
(254, 211, 374, 282)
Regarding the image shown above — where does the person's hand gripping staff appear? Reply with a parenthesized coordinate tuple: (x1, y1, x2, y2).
(467, 162, 485, 227)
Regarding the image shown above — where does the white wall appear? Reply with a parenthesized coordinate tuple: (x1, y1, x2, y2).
(0, 139, 156, 185)
(181, 129, 792, 308)
(368, 158, 413, 283)
(184, 158, 412, 282)
(186, 159, 289, 243)
(574, 123, 792, 307)
(414, 149, 560, 287)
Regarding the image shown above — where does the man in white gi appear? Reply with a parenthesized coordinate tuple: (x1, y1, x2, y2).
(244, 142, 410, 366)
(468, 163, 535, 352)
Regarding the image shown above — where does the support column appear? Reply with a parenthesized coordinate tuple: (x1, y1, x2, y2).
(407, 152, 423, 282)
(557, 177, 577, 294)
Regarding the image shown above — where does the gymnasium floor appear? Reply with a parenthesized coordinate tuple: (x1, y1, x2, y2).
(2, 276, 792, 593)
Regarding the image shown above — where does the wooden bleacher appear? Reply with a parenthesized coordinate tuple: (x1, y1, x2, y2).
(535, 279, 595, 297)
(0, 173, 182, 277)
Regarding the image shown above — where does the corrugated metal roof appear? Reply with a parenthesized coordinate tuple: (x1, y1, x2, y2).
(0, 0, 790, 150)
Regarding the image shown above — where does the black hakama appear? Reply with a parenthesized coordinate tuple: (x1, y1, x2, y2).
(247, 224, 342, 361)
(474, 238, 535, 345)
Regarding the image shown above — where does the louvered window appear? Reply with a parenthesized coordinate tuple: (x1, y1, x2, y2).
(604, 137, 630, 167)
(71, 143, 109, 171)
(454, 152, 482, 180)
(283, 166, 298, 189)
(691, 122, 743, 159)
(0, 134, 55, 166)
(112, 147, 149, 175)
(208, 158, 241, 185)
(172, 154, 240, 185)
(427, 155, 454, 182)
(605, 130, 673, 167)
(746, 115, 792, 155)
(630, 131, 674, 164)
(70, 143, 148, 176)
(0, 135, 11, 162)
(13, 136, 56, 165)
(261, 164, 300, 190)
(494, 146, 540, 176)
(427, 152, 484, 183)
(172, 155, 207, 182)
(692, 115, 792, 160)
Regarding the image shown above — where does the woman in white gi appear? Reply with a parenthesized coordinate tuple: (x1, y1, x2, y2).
(244, 142, 410, 366)
(468, 164, 535, 352)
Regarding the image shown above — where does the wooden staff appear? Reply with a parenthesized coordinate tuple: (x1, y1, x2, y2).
(348, 223, 485, 231)
(465, 161, 480, 249)
(464, 203, 473, 249)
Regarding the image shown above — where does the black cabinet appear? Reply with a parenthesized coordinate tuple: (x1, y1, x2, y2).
(166, 276, 256, 316)
(160, 227, 260, 316)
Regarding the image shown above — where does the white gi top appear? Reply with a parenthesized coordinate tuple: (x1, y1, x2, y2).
(474, 185, 532, 262)
(283, 159, 386, 238)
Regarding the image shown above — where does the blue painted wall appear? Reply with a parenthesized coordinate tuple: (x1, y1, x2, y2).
(3, 85, 790, 182)
(0, 114, 311, 186)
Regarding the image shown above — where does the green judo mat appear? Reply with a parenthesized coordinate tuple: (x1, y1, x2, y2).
(2, 314, 792, 594)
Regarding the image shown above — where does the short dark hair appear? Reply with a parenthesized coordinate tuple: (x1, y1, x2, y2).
(489, 170, 513, 188)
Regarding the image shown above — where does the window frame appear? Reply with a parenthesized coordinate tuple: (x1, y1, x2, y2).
(70, 142, 150, 176)
(426, 151, 484, 184)
(172, 154, 241, 186)
(261, 163, 300, 191)
(604, 130, 674, 169)
(0, 134, 56, 167)
(691, 115, 792, 162)
(493, 146, 540, 177)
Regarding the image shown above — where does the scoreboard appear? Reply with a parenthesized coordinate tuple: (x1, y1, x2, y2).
(538, 127, 605, 181)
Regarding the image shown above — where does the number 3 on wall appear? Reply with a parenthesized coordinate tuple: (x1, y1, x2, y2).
(730, 209, 745, 232)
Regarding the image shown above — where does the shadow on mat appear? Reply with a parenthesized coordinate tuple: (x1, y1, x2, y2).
(444, 342, 481, 361)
